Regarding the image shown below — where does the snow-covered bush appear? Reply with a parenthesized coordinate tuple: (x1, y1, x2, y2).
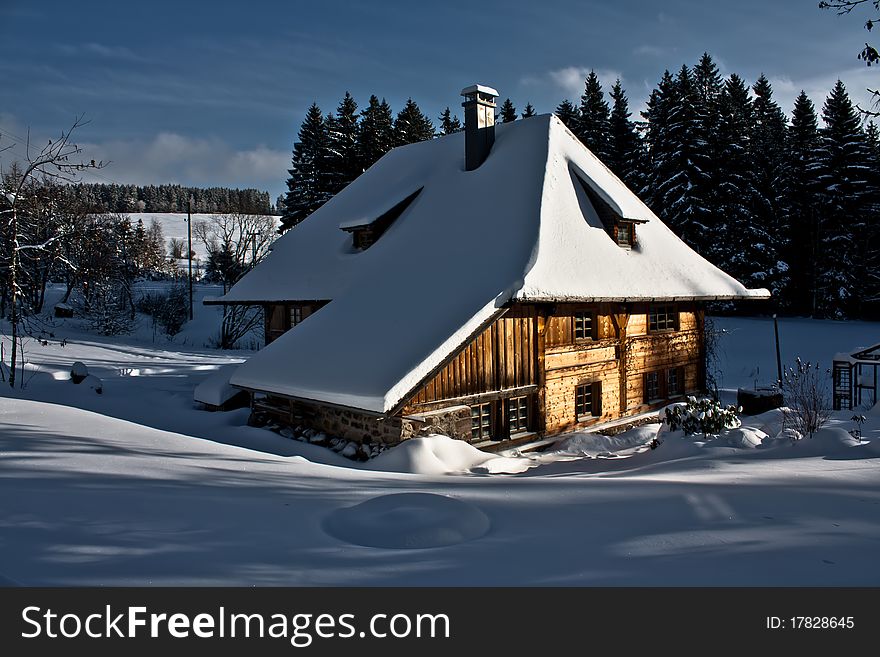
(664, 396, 741, 437)
(781, 358, 830, 439)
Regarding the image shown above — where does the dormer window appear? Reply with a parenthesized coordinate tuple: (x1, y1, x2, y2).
(339, 188, 422, 251)
(572, 169, 647, 248)
(615, 221, 634, 247)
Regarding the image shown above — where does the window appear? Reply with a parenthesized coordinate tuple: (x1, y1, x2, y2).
(573, 311, 595, 341)
(644, 371, 661, 402)
(290, 306, 303, 327)
(507, 396, 529, 434)
(667, 367, 682, 396)
(575, 382, 601, 418)
(341, 187, 423, 251)
(471, 403, 492, 441)
(616, 222, 633, 247)
(648, 304, 677, 332)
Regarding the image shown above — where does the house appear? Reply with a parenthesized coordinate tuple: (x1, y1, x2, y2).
(833, 344, 880, 411)
(207, 84, 769, 448)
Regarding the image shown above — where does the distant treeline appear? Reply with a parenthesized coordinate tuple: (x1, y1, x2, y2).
(62, 183, 274, 215)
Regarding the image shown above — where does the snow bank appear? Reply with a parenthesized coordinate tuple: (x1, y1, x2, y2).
(364, 435, 535, 475)
(322, 492, 490, 549)
(553, 423, 659, 457)
(193, 363, 244, 407)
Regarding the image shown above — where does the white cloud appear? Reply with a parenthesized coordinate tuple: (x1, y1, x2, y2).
(768, 66, 880, 119)
(522, 66, 625, 101)
(75, 133, 288, 197)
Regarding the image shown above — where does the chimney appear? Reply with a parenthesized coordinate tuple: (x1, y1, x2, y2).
(461, 84, 498, 171)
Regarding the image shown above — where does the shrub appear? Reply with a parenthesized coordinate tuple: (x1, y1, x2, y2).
(664, 396, 742, 437)
(137, 284, 189, 338)
(781, 358, 830, 439)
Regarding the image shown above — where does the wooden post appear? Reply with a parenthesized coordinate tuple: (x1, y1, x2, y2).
(536, 310, 547, 434)
(773, 314, 782, 386)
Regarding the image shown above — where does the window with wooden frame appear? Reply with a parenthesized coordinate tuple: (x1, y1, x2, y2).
(575, 381, 602, 419)
(615, 221, 635, 247)
(667, 366, 684, 397)
(644, 371, 661, 402)
(289, 306, 303, 327)
(648, 304, 678, 332)
(507, 396, 530, 434)
(573, 311, 597, 341)
(470, 403, 492, 441)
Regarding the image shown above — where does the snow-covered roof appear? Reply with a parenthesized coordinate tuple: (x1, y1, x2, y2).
(834, 343, 880, 365)
(461, 84, 498, 97)
(227, 114, 769, 413)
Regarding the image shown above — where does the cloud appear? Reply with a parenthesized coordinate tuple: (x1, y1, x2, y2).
(768, 66, 880, 117)
(56, 42, 147, 62)
(633, 45, 669, 58)
(522, 66, 625, 101)
(74, 133, 289, 198)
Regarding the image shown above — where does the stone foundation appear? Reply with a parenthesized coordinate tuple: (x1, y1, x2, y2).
(253, 395, 471, 445)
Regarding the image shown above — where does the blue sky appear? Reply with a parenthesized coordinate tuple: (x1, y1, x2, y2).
(1, 0, 878, 201)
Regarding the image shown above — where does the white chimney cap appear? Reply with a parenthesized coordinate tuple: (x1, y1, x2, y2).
(460, 84, 499, 97)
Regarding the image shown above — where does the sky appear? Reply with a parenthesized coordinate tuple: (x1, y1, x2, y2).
(2, 0, 879, 202)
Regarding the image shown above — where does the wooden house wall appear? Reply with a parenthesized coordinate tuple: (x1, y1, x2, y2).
(407, 306, 539, 409)
(264, 301, 326, 344)
(404, 302, 703, 436)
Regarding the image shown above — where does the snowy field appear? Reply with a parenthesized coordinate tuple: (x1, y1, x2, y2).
(128, 212, 281, 263)
(0, 301, 878, 586)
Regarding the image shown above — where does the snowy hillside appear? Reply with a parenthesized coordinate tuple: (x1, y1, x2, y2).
(127, 212, 281, 262)
(0, 307, 878, 586)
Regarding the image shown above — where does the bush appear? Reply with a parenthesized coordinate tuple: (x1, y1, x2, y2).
(664, 396, 742, 437)
(781, 358, 830, 439)
(77, 283, 135, 336)
(137, 285, 189, 338)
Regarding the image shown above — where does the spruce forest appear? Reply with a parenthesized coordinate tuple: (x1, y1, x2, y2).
(281, 53, 880, 320)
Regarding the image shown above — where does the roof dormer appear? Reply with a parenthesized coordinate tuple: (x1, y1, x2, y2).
(572, 169, 647, 249)
(339, 187, 423, 250)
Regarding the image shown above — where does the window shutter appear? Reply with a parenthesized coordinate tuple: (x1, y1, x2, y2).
(673, 307, 680, 332)
(643, 372, 649, 404)
(592, 381, 602, 416)
(660, 368, 668, 399)
(591, 313, 598, 340)
(678, 366, 686, 394)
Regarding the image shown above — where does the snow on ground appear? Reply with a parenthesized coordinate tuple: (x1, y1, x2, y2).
(1, 308, 879, 585)
(129, 213, 281, 264)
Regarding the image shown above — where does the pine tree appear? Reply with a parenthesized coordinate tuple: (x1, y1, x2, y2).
(607, 79, 643, 191)
(714, 74, 757, 281)
(643, 67, 712, 250)
(328, 91, 361, 193)
(356, 95, 395, 170)
(394, 98, 435, 146)
(786, 91, 822, 315)
(280, 103, 333, 233)
(554, 99, 578, 131)
(749, 74, 790, 303)
(688, 53, 725, 252)
(498, 98, 517, 123)
(576, 71, 612, 162)
(813, 80, 874, 317)
(521, 102, 536, 118)
(438, 107, 462, 135)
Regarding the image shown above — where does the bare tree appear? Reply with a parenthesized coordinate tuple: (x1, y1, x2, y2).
(781, 358, 832, 438)
(194, 212, 276, 348)
(820, 0, 880, 115)
(0, 117, 105, 387)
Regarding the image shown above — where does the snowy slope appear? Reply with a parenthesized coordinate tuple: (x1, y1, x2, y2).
(127, 212, 281, 262)
(1, 315, 878, 586)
